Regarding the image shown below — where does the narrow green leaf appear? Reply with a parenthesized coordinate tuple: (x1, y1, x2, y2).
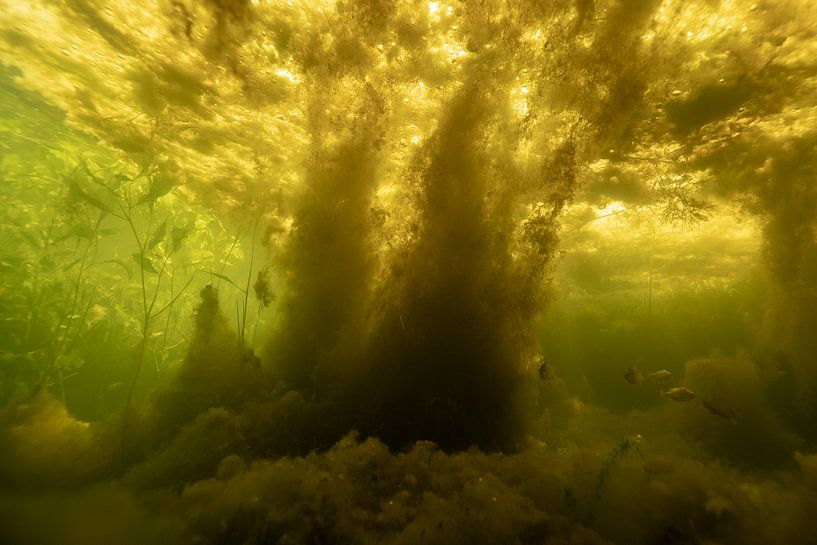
(138, 175, 175, 205)
(146, 219, 167, 251)
(171, 222, 192, 253)
(100, 259, 132, 279)
(204, 270, 245, 291)
(66, 173, 115, 214)
(133, 253, 158, 273)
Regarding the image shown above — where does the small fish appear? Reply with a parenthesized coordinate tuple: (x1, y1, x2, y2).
(645, 370, 672, 382)
(539, 360, 558, 380)
(107, 382, 123, 391)
(662, 387, 696, 402)
(624, 367, 644, 385)
(241, 348, 261, 367)
(701, 399, 737, 420)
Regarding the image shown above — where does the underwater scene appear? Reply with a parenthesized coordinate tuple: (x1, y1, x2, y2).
(1, 0, 817, 543)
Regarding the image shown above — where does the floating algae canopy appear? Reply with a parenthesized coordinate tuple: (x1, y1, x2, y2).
(2, 0, 817, 543)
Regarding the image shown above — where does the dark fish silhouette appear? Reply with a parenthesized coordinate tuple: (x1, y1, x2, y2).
(539, 360, 558, 380)
(645, 370, 672, 382)
(662, 387, 696, 402)
(624, 367, 644, 385)
(701, 398, 737, 420)
(625, 367, 672, 385)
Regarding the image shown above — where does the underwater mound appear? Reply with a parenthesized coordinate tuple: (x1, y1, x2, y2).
(3, 401, 817, 545)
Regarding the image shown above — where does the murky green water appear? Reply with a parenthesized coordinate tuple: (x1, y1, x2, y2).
(1, 1, 816, 544)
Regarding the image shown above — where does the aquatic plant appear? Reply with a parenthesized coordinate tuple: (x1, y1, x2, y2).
(585, 435, 644, 523)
